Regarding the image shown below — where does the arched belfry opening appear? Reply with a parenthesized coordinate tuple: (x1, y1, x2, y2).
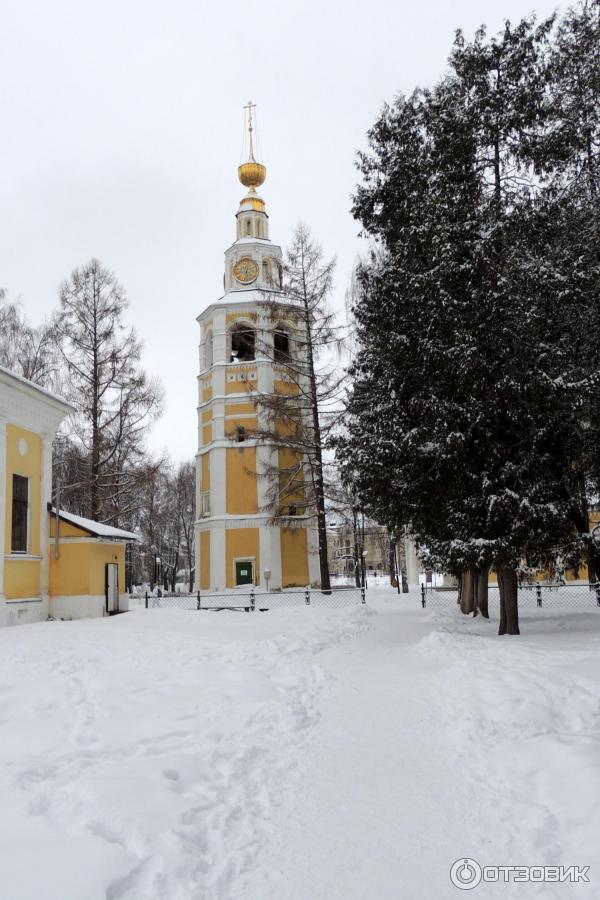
(230, 322, 255, 362)
(274, 329, 290, 362)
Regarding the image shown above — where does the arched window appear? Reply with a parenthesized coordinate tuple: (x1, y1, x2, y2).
(274, 330, 290, 362)
(276, 262, 283, 287)
(230, 322, 255, 362)
(246, 219, 252, 236)
(205, 329, 213, 368)
(262, 259, 271, 284)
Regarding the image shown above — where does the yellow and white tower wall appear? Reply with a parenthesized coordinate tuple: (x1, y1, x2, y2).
(195, 112, 320, 591)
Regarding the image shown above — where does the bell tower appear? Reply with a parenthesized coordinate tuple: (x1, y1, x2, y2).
(194, 104, 319, 593)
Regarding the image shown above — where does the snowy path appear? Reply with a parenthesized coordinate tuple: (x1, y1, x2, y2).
(1, 592, 599, 899)
(255, 596, 600, 899)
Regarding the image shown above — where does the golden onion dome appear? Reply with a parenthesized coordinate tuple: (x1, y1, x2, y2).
(238, 161, 267, 189)
(239, 195, 266, 211)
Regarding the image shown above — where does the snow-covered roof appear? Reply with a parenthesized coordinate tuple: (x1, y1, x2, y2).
(196, 290, 300, 322)
(51, 507, 139, 541)
(0, 365, 74, 411)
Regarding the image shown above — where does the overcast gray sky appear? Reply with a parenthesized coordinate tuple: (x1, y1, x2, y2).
(1, 0, 560, 462)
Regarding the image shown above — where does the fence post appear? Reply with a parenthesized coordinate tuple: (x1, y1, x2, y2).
(536, 584, 542, 608)
(361, 586, 366, 604)
(421, 584, 426, 608)
(145, 591, 148, 609)
(250, 588, 255, 612)
(305, 586, 311, 605)
(595, 584, 600, 607)
(197, 590, 201, 611)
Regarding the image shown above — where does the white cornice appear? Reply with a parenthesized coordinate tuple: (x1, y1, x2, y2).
(196, 293, 301, 323)
(0, 375, 72, 435)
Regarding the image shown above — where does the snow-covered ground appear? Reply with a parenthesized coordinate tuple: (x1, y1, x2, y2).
(1, 588, 599, 899)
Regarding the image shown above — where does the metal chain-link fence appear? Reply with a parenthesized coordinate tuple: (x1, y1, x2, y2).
(420, 582, 600, 611)
(129, 585, 366, 612)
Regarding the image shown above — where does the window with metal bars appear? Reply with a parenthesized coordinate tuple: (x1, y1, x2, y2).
(11, 474, 29, 552)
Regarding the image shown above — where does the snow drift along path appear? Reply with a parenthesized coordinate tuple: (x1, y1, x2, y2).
(1, 591, 599, 899)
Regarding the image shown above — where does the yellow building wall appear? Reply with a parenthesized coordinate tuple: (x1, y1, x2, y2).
(201, 453, 210, 490)
(4, 560, 41, 599)
(281, 528, 309, 587)
(225, 416, 258, 437)
(278, 448, 305, 508)
(49, 541, 125, 596)
(226, 528, 260, 587)
(274, 378, 299, 396)
(226, 447, 258, 514)
(50, 519, 87, 538)
(50, 543, 92, 595)
(202, 424, 212, 445)
(4, 425, 42, 599)
(226, 402, 256, 416)
(225, 368, 257, 395)
(199, 531, 210, 590)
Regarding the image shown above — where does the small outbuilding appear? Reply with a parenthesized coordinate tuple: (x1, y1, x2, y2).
(49, 508, 137, 620)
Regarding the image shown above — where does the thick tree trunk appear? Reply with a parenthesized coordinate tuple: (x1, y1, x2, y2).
(460, 569, 476, 615)
(401, 567, 409, 593)
(497, 566, 519, 635)
(475, 568, 489, 618)
(353, 510, 361, 587)
(388, 536, 396, 587)
(302, 284, 330, 592)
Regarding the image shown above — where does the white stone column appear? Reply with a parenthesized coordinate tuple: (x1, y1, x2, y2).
(404, 532, 420, 586)
(39, 432, 53, 602)
(307, 523, 321, 587)
(0, 420, 6, 624)
(212, 309, 228, 368)
(259, 525, 272, 591)
(210, 522, 226, 592)
(210, 447, 227, 591)
(270, 525, 283, 590)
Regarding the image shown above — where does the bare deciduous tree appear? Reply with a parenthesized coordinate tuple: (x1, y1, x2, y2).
(0, 289, 60, 388)
(54, 259, 164, 522)
(253, 223, 346, 591)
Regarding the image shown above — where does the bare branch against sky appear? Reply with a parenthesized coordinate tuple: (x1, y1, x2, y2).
(0, 0, 559, 460)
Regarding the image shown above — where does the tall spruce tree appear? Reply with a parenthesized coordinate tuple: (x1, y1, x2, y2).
(340, 13, 600, 635)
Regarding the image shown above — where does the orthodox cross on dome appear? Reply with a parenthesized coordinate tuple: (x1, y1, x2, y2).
(239, 101, 266, 194)
(243, 100, 257, 162)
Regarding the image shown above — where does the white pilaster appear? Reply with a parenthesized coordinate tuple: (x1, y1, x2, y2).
(270, 525, 283, 590)
(307, 521, 321, 587)
(39, 432, 53, 600)
(259, 525, 272, 591)
(210, 522, 226, 592)
(405, 532, 420, 585)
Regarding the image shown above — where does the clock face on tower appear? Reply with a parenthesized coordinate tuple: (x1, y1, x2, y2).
(233, 257, 259, 284)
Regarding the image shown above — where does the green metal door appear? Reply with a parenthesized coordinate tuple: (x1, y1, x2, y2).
(235, 560, 253, 585)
